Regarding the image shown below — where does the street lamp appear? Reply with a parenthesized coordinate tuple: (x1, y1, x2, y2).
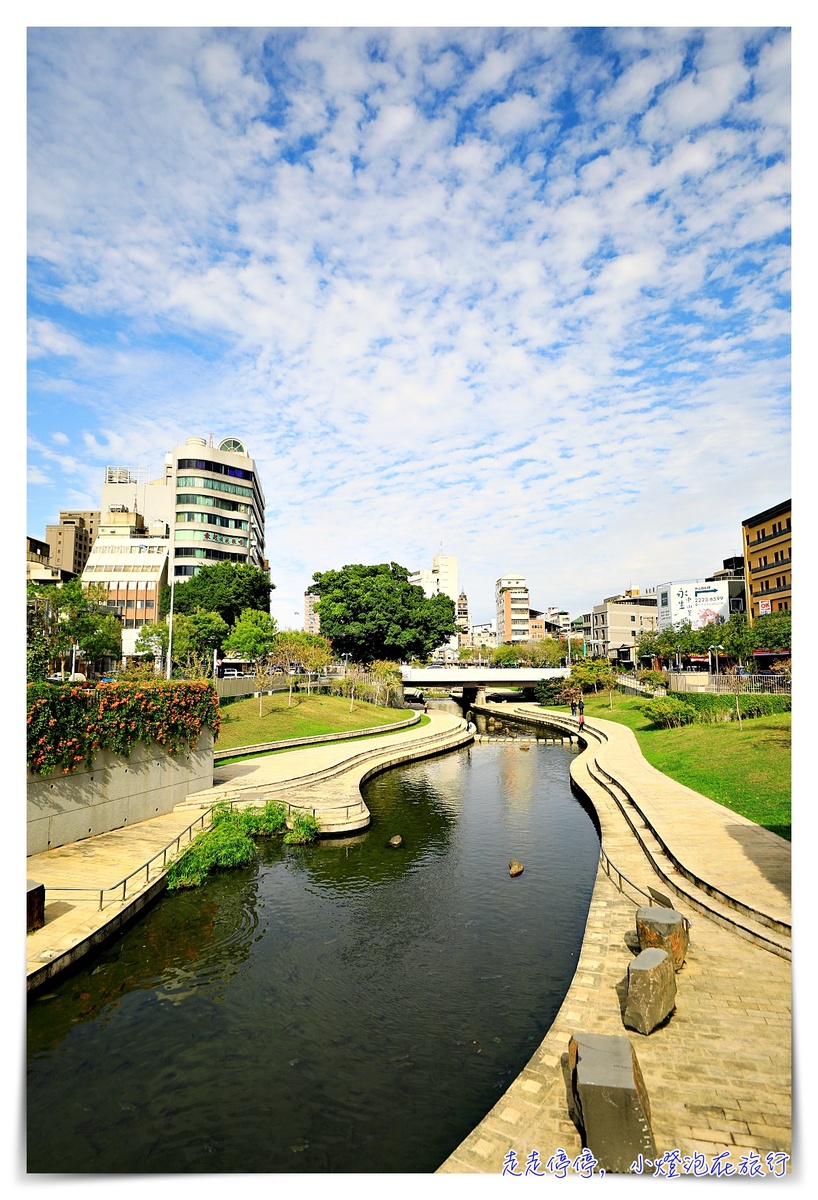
(708, 644, 724, 677)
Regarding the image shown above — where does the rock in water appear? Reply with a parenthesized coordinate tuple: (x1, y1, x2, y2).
(519, 744, 530, 751)
(388, 835, 403, 849)
(509, 860, 524, 877)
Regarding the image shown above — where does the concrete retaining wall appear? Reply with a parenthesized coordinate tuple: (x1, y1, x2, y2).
(27, 730, 215, 855)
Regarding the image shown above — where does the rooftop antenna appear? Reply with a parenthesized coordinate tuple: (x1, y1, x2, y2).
(208, 432, 214, 447)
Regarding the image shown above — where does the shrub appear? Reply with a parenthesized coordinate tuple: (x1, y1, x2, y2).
(534, 678, 571, 706)
(166, 800, 291, 889)
(165, 820, 256, 890)
(284, 811, 320, 845)
(640, 697, 699, 728)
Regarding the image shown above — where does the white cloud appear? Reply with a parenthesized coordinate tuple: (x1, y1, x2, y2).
(25, 26, 790, 623)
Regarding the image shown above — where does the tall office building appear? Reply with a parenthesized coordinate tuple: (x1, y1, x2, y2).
(495, 574, 530, 643)
(81, 509, 170, 657)
(100, 435, 267, 587)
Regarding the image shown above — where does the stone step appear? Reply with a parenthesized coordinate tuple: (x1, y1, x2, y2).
(584, 758, 791, 960)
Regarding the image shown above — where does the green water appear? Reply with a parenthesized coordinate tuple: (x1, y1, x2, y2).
(27, 741, 599, 1173)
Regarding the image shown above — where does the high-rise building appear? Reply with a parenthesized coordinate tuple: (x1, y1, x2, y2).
(100, 435, 267, 589)
(409, 553, 458, 602)
(45, 510, 101, 577)
(495, 574, 530, 643)
(304, 591, 320, 634)
(741, 500, 791, 620)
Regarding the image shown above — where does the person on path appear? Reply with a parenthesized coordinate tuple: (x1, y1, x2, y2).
(571, 697, 577, 717)
(578, 697, 585, 715)
(423, 701, 428, 715)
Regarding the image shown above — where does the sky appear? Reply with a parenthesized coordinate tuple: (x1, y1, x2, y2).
(24, 9, 793, 630)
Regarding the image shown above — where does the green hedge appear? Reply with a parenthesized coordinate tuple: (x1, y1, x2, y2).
(27, 680, 221, 777)
(642, 691, 790, 728)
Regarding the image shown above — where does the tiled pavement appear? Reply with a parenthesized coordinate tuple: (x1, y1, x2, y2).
(437, 705, 791, 1176)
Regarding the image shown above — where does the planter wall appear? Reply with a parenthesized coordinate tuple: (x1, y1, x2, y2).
(27, 729, 214, 855)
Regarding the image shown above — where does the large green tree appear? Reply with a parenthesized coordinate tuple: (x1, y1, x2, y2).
(310, 562, 458, 664)
(162, 561, 274, 625)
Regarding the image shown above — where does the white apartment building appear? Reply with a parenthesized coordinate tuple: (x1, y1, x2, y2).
(100, 435, 267, 588)
(495, 574, 531, 643)
(81, 509, 170, 656)
(409, 553, 459, 603)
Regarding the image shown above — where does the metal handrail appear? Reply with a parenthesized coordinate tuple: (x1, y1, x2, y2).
(43, 808, 214, 910)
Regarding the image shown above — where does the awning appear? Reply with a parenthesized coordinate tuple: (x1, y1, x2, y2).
(753, 649, 787, 656)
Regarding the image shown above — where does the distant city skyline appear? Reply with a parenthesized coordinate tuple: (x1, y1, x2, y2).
(27, 22, 790, 627)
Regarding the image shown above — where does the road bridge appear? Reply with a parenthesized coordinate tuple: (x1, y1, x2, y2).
(400, 666, 569, 706)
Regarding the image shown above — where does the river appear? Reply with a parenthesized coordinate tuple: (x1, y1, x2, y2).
(27, 738, 599, 1174)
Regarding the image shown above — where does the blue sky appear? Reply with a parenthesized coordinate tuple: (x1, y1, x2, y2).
(24, 10, 792, 627)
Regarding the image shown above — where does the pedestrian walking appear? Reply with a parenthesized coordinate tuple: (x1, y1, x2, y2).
(423, 700, 428, 715)
(579, 711, 585, 730)
(578, 697, 585, 715)
(571, 697, 577, 717)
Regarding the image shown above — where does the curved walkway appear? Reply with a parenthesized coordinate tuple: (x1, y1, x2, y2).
(437, 704, 791, 1175)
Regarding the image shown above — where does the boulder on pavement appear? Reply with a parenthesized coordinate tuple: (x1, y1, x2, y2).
(636, 906, 689, 971)
(568, 1031, 656, 1173)
(623, 948, 676, 1035)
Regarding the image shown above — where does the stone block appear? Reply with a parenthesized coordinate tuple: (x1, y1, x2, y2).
(568, 1032, 656, 1173)
(636, 905, 689, 970)
(623, 948, 676, 1034)
(27, 879, 45, 932)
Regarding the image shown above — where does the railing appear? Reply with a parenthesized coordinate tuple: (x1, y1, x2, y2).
(42, 808, 214, 911)
(671, 673, 791, 695)
(617, 677, 666, 697)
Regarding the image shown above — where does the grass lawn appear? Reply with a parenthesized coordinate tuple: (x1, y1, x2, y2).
(546, 692, 791, 841)
(216, 691, 413, 752)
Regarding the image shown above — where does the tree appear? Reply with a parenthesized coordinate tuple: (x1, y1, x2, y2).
(166, 610, 229, 678)
(223, 608, 279, 662)
(269, 631, 306, 707)
(569, 659, 617, 694)
(162, 561, 274, 626)
(223, 608, 281, 714)
(27, 578, 121, 679)
(310, 562, 458, 664)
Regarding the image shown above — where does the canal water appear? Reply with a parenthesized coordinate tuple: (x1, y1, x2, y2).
(27, 740, 600, 1174)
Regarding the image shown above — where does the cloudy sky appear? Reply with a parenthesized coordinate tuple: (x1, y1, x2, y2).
(25, 11, 791, 628)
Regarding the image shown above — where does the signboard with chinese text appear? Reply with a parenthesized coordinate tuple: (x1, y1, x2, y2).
(656, 580, 730, 631)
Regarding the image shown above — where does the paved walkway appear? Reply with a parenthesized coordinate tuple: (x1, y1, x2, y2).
(437, 705, 791, 1176)
(26, 704, 792, 1175)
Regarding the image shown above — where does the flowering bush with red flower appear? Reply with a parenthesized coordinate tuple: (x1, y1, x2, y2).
(26, 681, 221, 777)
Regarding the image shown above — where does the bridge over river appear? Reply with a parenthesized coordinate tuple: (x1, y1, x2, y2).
(400, 666, 569, 705)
